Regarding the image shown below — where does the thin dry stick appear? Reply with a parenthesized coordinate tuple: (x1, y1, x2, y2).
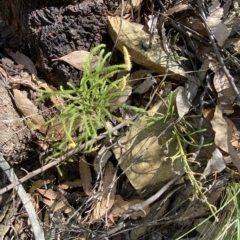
(92, 172, 185, 240)
(0, 154, 44, 240)
(0, 115, 139, 195)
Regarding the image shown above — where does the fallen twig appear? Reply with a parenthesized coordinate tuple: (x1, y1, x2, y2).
(0, 154, 45, 240)
(0, 115, 139, 195)
(92, 172, 185, 240)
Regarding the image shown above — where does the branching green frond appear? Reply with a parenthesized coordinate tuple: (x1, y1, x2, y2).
(38, 44, 143, 158)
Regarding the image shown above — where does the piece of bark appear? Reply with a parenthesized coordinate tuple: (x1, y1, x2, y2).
(0, 79, 31, 164)
(0, 0, 110, 88)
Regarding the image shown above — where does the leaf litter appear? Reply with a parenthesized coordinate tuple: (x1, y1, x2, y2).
(1, 0, 240, 239)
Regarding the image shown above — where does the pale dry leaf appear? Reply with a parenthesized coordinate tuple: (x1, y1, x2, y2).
(203, 108, 215, 122)
(29, 179, 51, 194)
(110, 195, 150, 220)
(14, 220, 24, 235)
(59, 179, 82, 190)
(232, 18, 240, 35)
(13, 89, 46, 130)
(105, 120, 119, 136)
(131, 0, 142, 9)
(227, 118, 240, 149)
(50, 196, 75, 216)
(5, 48, 37, 75)
(111, 195, 126, 217)
(0, 66, 8, 79)
(37, 188, 60, 200)
(224, 38, 240, 54)
(31, 73, 65, 109)
(165, 3, 189, 15)
(92, 162, 116, 222)
(52, 50, 98, 71)
(198, 58, 210, 82)
(133, 73, 156, 94)
(129, 70, 153, 86)
(185, 75, 201, 102)
(211, 106, 240, 172)
(41, 197, 54, 208)
(93, 145, 112, 173)
(78, 156, 93, 196)
(111, 0, 142, 16)
(0, 224, 10, 238)
(112, 1, 132, 16)
(206, 2, 231, 46)
(210, 62, 235, 114)
(108, 16, 187, 79)
(99, 161, 116, 216)
(202, 148, 226, 179)
(176, 87, 191, 118)
(147, 15, 158, 34)
(128, 199, 150, 219)
(31, 195, 42, 221)
(222, 0, 232, 16)
(109, 86, 132, 112)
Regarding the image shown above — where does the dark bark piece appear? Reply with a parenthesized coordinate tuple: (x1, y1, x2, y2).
(0, 0, 113, 88)
(0, 76, 31, 164)
(0, 0, 117, 162)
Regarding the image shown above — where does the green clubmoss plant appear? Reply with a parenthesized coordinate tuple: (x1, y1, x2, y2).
(38, 44, 144, 158)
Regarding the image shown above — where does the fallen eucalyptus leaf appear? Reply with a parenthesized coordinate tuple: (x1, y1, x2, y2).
(108, 16, 187, 80)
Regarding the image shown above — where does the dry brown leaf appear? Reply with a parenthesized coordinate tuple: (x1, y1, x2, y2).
(110, 195, 150, 220)
(41, 197, 54, 208)
(5, 48, 37, 75)
(165, 3, 189, 15)
(31, 74, 65, 109)
(59, 179, 82, 190)
(211, 106, 240, 172)
(203, 108, 215, 122)
(13, 89, 47, 132)
(41, 195, 79, 220)
(50, 196, 75, 216)
(91, 162, 116, 222)
(7, 69, 64, 111)
(78, 156, 93, 196)
(29, 179, 51, 194)
(52, 50, 98, 71)
(14, 220, 24, 235)
(108, 16, 187, 80)
(37, 188, 60, 200)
